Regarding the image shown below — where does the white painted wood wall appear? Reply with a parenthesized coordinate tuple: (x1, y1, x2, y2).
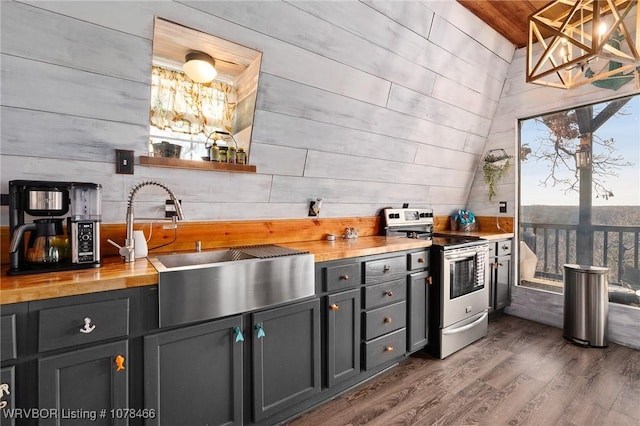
(0, 0, 513, 224)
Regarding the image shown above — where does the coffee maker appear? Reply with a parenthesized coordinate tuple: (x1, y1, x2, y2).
(8, 180, 102, 275)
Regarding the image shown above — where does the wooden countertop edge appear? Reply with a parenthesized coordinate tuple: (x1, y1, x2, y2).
(1, 234, 513, 304)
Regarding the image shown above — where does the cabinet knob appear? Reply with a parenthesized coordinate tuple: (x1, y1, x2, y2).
(339, 274, 349, 281)
(383, 265, 391, 273)
(0, 383, 10, 410)
(385, 290, 393, 297)
(255, 323, 266, 339)
(115, 355, 125, 372)
(79, 317, 96, 334)
(417, 257, 425, 263)
(501, 245, 509, 251)
(384, 317, 392, 324)
(330, 304, 340, 311)
(384, 346, 394, 352)
(233, 326, 245, 343)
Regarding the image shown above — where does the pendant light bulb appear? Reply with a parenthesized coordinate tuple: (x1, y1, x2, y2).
(183, 51, 217, 83)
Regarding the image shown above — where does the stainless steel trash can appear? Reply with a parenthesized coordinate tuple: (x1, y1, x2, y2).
(563, 264, 609, 348)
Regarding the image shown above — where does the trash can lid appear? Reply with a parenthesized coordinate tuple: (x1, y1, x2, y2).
(564, 264, 609, 273)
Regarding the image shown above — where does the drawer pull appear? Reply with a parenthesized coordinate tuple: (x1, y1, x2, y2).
(0, 383, 10, 410)
(384, 346, 394, 352)
(385, 290, 393, 297)
(417, 257, 425, 263)
(115, 355, 125, 372)
(234, 326, 245, 343)
(339, 274, 349, 281)
(383, 265, 391, 273)
(79, 317, 96, 334)
(330, 304, 340, 311)
(255, 323, 266, 339)
(384, 317, 392, 324)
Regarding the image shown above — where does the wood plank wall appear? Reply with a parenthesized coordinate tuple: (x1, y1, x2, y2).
(0, 0, 513, 226)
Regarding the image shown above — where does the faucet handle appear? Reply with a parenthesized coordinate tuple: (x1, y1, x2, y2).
(107, 239, 135, 261)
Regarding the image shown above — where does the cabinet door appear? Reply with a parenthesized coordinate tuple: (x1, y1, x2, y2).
(252, 299, 320, 422)
(408, 271, 430, 352)
(495, 258, 512, 310)
(326, 289, 360, 388)
(0, 366, 15, 426)
(39, 340, 128, 426)
(144, 316, 243, 426)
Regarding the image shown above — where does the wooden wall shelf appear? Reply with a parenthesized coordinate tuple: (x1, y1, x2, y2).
(140, 156, 257, 173)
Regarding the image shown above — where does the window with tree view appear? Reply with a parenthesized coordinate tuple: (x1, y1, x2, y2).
(518, 94, 640, 308)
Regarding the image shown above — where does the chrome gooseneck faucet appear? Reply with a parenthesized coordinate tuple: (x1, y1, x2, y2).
(108, 180, 185, 262)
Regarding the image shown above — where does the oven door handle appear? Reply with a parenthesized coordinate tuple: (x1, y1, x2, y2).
(444, 251, 477, 260)
(442, 312, 488, 335)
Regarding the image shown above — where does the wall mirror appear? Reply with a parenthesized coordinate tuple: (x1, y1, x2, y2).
(149, 17, 262, 166)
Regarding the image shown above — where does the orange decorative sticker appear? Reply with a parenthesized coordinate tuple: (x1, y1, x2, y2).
(115, 355, 125, 372)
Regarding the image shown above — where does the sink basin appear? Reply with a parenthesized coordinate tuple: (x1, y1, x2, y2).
(147, 245, 315, 328)
(150, 248, 257, 270)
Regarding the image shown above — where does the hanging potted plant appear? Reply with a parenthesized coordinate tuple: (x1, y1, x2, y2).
(482, 149, 511, 201)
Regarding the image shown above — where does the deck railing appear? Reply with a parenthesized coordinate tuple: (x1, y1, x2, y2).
(521, 222, 640, 284)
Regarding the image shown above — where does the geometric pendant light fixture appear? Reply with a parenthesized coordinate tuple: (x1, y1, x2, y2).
(183, 51, 217, 83)
(527, 0, 639, 89)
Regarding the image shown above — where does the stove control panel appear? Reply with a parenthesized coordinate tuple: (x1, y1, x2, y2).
(384, 208, 434, 227)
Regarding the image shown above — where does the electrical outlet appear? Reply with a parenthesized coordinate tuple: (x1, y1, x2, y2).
(115, 149, 134, 174)
(499, 201, 507, 213)
(165, 199, 182, 218)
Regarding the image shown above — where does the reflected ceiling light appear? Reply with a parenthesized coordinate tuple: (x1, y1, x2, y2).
(527, 0, 639, 89)
(183, 51, 217, 83)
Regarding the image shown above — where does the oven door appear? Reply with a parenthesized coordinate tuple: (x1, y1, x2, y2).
(441, 245, 489, 328)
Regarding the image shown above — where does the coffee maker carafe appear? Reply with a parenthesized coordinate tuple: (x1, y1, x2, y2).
(8, 180, 102, 275)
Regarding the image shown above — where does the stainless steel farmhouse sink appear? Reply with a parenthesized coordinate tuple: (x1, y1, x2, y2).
(148, 245, 315, 328)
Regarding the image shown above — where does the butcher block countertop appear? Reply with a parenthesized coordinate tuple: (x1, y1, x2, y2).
(0, 236, 432, 305)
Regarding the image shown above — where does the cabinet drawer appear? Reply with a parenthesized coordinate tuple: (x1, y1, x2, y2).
(363, 279, 406, 309)
(363, 328, 406, 370)
(363, 301, 406, 340)
(324, 262, 361, 292)
(38, 299, 129, 352)
(364, 255, 406, 284)
(0, 314, 16, 362)
(408, 251, 429, 270)
(497, 240, 512, 256)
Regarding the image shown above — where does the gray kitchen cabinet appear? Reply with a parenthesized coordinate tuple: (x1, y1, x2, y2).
(0, 367, 15, 426)
(489, 239, 512, 312)
(22, 288, 146, 426)
(406, 249, 430, 353)
(362, 253, 408, 371)
(407, 270, 431, 352)
(38, 340, 129, 426)
(251, 298, 320, 422)
(144, 316, 243, 426)
(1, 303, 26, 426)
(326, 288, 361, 388)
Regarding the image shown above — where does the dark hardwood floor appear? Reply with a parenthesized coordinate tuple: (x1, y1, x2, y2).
(287, 314, 640, 425)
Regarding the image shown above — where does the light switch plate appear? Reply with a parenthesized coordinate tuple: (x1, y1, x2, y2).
(115, 149, 134, 174)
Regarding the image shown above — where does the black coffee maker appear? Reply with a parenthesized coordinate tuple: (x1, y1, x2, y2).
(7, 180, 102, 275)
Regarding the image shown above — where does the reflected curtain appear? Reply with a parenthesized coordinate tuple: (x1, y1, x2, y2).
(150, 66, 236, 136)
